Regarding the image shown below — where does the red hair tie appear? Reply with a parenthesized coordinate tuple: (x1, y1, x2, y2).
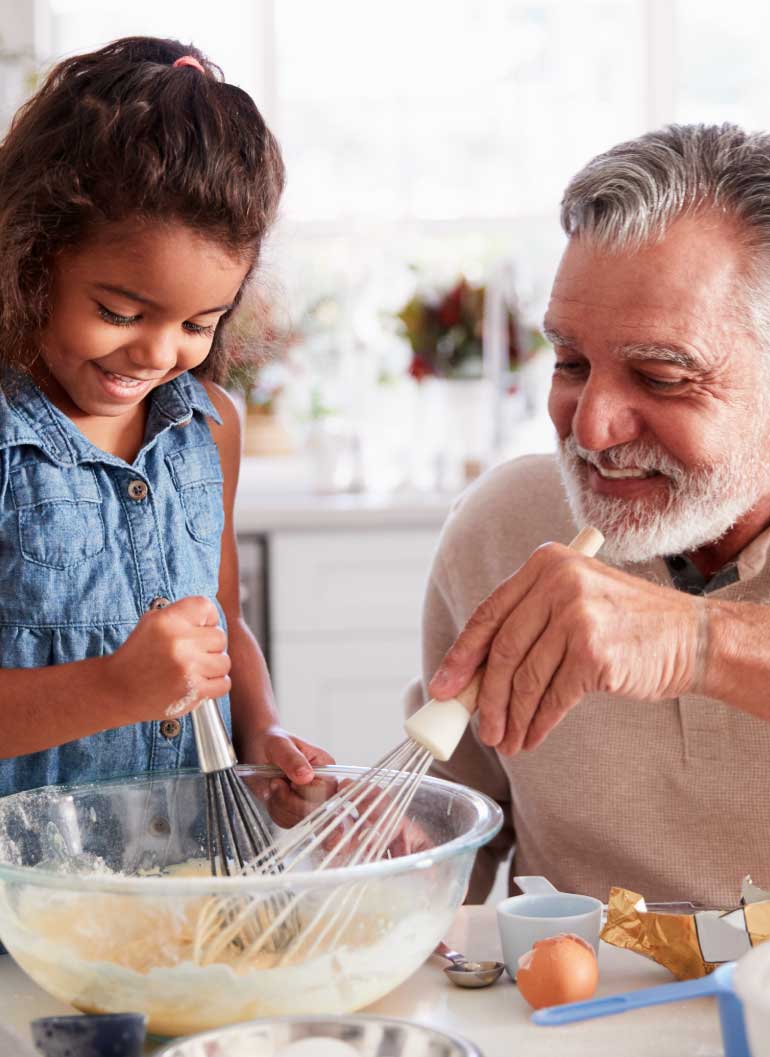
(173, 56, 205, 73)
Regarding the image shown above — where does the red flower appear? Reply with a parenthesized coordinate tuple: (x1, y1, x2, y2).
(409, 355, 434, 381)
(436, 280, 466, 329)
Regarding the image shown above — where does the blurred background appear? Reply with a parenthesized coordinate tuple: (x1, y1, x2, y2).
(0, 1, 765, 763)
(2, 1, 763, 493)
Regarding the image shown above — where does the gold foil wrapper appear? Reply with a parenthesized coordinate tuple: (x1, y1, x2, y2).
(745, 901, 770, 947)
(601, 885, 770, 980)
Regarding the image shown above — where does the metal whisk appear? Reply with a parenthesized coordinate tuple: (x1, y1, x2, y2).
(190, 698, 276, 877)
(190, 697, 298, 951)
(192, 524, 605, 966)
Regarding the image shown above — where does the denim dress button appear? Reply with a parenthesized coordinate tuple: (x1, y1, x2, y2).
(128, 479, 148, 500)
(148, 596, 171, 610)
(160, 719, 182, 739)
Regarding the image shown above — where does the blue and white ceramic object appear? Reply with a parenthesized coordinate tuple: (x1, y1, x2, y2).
(30, 1012, 147, 1057)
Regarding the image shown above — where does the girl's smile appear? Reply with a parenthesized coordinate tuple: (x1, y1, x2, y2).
(94, 363, 161, 400)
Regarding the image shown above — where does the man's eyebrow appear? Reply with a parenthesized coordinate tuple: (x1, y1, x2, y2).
(542, 325, 705, 371)
(617, 343, 704, 371)
(93, 283, 232, 315)
(542, 325, 579, 350)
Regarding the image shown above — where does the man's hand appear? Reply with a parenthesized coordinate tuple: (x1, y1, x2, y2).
(427, 542, 701, 755)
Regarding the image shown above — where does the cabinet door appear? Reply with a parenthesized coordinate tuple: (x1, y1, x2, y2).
(268, 527, 439, 764)
(270, 529, 438, 634)
(272, 634, 420, 765)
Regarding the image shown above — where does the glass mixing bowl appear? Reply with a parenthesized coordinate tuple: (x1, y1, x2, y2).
(0, 767, 502, 1036)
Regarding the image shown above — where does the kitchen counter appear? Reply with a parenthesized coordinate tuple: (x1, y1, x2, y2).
(234, 456, 453, 532)
(0, 906, 724, 1056)
(235, 486, 453, 532)
(232, 408, 558, 534)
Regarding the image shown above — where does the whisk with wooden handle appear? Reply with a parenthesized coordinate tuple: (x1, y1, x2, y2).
(193, 527, 604, 966)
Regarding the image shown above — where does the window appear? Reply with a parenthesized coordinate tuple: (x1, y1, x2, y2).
(15, 1, 770, 440)
(676, 0, 770, 128)
(274, 0, 647, 225)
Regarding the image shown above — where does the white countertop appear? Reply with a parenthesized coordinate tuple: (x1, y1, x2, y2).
(0, 906, 724, 1056)
(234, 487, 453, 533)
(234, 457, 453, 533)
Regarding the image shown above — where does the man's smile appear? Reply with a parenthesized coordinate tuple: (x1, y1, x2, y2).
(592, 465, 660, 480)
(585, 461, 668, 499)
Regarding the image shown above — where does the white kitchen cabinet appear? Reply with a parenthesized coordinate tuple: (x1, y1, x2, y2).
(268, 528, 441, 764)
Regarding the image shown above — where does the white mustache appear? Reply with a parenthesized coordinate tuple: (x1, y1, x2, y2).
(564, 436, 687, 484)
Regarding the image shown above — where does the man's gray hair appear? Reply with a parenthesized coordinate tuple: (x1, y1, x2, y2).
(561, 123, 770, 344)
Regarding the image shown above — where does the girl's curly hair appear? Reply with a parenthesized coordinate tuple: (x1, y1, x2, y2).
(0, 35, 285, 384)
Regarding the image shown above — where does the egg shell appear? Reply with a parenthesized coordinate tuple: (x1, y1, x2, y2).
(516, 932, 599, 1010)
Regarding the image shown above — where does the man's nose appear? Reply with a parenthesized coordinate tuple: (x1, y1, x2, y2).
(571, 377, 642, 451)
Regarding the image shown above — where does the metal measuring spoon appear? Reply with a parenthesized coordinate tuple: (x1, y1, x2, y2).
(435, 942, 505, 988)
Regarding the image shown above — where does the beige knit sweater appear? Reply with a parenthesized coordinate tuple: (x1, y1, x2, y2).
(404, 453, 770, 906)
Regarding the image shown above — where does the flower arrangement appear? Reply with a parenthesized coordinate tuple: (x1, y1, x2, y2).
(396, 276, 545, 381)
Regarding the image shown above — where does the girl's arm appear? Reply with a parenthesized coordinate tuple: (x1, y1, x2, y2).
(0, 594, 229, 758)
(204, 383, 334, 783)
(0, 655, 127, 757)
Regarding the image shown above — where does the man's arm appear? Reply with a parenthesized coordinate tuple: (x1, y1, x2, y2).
(699, 598, 770, 714)
(407, 544, 516, 902)
(426, 541, 735, 755)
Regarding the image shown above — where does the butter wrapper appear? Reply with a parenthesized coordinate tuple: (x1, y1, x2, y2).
(600, 879, 770, 980)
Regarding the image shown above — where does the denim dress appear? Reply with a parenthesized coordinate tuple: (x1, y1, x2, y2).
(0, 370, 231, 798)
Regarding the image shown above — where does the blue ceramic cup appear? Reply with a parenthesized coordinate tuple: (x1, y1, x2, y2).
(497, 875, 602, 980)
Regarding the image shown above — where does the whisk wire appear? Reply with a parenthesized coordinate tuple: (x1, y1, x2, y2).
(286, 752, 432, 963)
(196, 735, 439, 967)
(225, 770, 279, 871)
(256, 740, 422, 876)
(231, 743, 433, 966)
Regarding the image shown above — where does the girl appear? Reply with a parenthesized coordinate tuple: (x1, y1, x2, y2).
(0, 35, 333, 796)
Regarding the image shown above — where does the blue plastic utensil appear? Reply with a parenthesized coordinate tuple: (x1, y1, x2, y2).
(532, 962, 750, 1057)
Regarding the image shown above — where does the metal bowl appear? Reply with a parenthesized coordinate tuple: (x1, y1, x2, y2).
(0, 767, 501, 1036)
(154, 1014, 484, 1057)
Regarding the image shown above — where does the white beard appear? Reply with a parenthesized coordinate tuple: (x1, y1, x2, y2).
(557, 432, 769, 564)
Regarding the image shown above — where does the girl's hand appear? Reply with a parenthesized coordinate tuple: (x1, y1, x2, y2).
(241, 725, 335, 784)
(242, 727, 337, 831)
(105, 596, 231, 724)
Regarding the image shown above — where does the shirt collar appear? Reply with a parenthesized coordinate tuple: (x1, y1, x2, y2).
(664, 553, 739, 595)
(148, 373, 222, 429)
(0, 369, 222, 466)
(662, 521, 770, 595)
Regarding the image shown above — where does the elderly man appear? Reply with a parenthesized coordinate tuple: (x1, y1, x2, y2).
(406, 123, 770, 907)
